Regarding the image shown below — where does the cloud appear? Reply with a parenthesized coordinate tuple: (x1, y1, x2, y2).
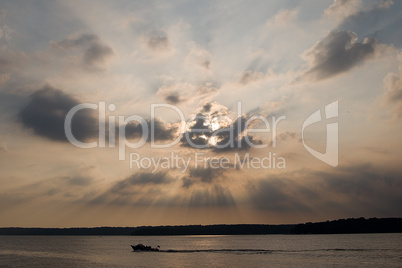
(0, 143, 8, 153)
(18, 86, 178, 143)
(90, 172, 175, 205)
(325, 0, 362, 21)
(0, 57, 11, 72)
(248, 163, 402, 216)
(0, 25, 12, 41)
(384, 71, 402, 101)
(201, 103, 212, 113)
(237, 69, 283, 86)
(156, 81, 219, 106)
(325, 0, 395, 23)
(377, 0, 394, 9)
(51, 33, 114, 69)
(269, 131, 297, 146)
(332, 0, 402, 48)
(60, 176, 93, 186)
(211, 116, 263, 152)
(164, 92, 181, 104)
(249, 178, 311, 212)
(185, 47, 212, 70)
(182, 166, 225, 188)
(180, 102, 226, 149)
(83, 42, 114, 67)
(19, 85, 98, 142)
(147, 35, 169, 51)
(239, 70, 264, 85)
(0, 72, 10, 86)
(113, 172, 173, 190)
(180, 113, 212, 148)
(138, 31, 172, 58)
(266, 9, 299, 27)
(303, 30, 378, 80)
(0, 172, 99, 204)
(0, 47, 27, 73)
(278, 131, 296, 141)
(124, 118, 178, 141)
(181, 167, 235, 206)
(180, 102, 262, 151)
(383, 53, 402, 118)
(89, 170, 236, 207)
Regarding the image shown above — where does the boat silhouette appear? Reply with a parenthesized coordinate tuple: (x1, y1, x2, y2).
(131, 244, 160, 252)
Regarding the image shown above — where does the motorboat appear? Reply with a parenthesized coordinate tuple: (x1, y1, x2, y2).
(131, 244, 160, 251)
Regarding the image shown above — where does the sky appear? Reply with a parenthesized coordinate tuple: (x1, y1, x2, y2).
(1, 0, 402, 227)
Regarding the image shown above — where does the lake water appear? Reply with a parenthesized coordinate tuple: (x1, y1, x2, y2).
(0, 234, 401, 267)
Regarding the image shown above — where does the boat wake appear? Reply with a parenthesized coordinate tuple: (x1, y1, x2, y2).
(155, 248, 381, 254)
(161, 249, 273, 254)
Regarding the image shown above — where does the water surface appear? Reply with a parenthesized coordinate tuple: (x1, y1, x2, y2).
(1, 234, 401, 267)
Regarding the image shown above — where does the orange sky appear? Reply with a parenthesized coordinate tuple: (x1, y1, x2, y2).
(0, 0, 402, 227)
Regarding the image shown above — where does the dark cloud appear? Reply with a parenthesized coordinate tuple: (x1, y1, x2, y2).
(180, 105, 263, 151)
(54, 34, 98, 48)
(239, 70, 264, 85)
(316, 164, 402, 199)
(182, 166, 224, 188)
(112, 172, 173, 192)
(157, 86, 185, 104)
(248, 163, 402, 216)
(156, 82, 219, 107)
(18, 86, 178, 143)
(201, 60, 210, 69)
(182, 177, 193, 189)
(147, 35, 169, 51)
(335, 0, 402, 48)
(51, 33, 114, 69)
(124, 118, 177, 141)
(249, 178, 311, 212)
(164, 92, 181, 104)
(212, 116, 261, 152)
(202, 103, 212, 113)
(305, 30, 377, 80)
(19, 85, 98, 142)
(83, 42, 114, 67)
(180, 113, 212, 148)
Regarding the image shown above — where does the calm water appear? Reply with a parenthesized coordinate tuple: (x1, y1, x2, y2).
(0, 234, 401, 267)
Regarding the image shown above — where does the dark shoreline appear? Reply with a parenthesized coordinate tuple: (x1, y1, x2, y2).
(0, 217, 401, 236)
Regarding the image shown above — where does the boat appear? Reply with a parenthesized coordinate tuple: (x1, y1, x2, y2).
(131, 244, 160, 251)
